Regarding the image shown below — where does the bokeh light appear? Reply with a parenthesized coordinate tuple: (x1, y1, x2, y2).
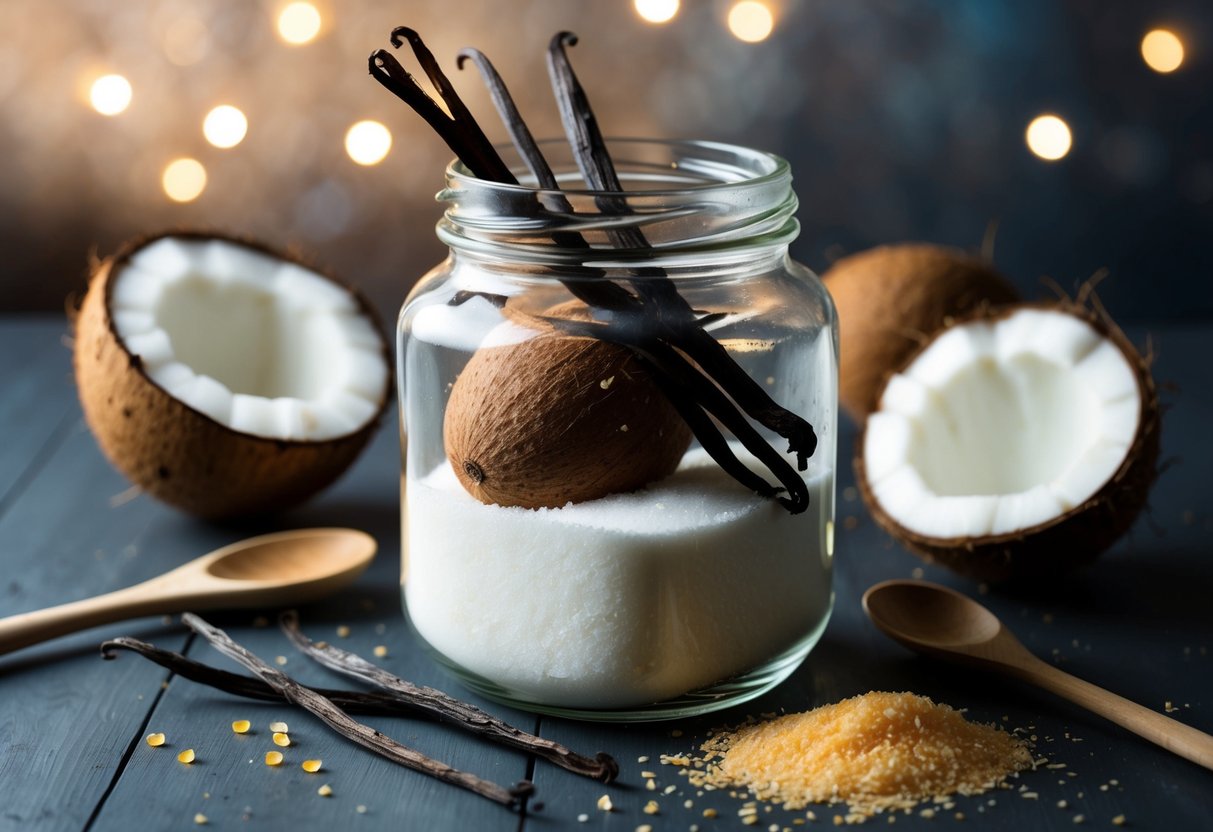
(162, 158, 207, 202)
(1025, 114, 1073, 161)
(634, 0, 679, 25)
(277, 2, 322, 46)
(89, 74, 132, 116)
(727, 1, 775, 43)
(345, 120, 392, 166)
(203, 105, 249, 149)
(1141, 29, 1184, 74)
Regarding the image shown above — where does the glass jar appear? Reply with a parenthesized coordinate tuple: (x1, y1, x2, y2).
(398, 138, 837, 721)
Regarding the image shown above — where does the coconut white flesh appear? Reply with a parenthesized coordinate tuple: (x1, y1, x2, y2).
(110, 237, 387, 441)
(864, 308, 1141, 540)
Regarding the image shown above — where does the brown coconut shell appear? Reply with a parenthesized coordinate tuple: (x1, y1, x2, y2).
(73, 231, 390, 519)
(443, 304, 693, 508)
(854, 301, 1161, 583)
(823, 244, 1019, 421)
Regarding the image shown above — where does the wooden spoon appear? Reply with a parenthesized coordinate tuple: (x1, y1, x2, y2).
(0, 528, 376, 656)
(862, 579, 1213, 771)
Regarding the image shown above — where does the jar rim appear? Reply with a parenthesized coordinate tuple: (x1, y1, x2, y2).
(443, 137, 791, 198)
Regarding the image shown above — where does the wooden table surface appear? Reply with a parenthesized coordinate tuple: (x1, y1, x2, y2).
(1, 315, 1210, 831)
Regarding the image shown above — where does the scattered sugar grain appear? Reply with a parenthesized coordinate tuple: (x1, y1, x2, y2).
(270, 721, 289, 733)
(1112, 815, 1126, 826)
(275, 655, 287, 666)
(637, 826, 653, 832)
(146, 733, 166, 747)
(576, 813, 588, 823)
(194, 813, 208, 825)
(318, 784, 333, 797)
(373, 645, 388, 658)
(336, 625, 351, 638)
(302, 759, 322, 773)
(356, 805, 367, 814)
(597, 795, 613, 812)
(231, 720, 251, 734)
(265, 751, 283, 766)
(273, 732, 291, 747)
(644, 799, 660, 814)
(687, 692, 1031, 819)
(177, 749, 196, 764)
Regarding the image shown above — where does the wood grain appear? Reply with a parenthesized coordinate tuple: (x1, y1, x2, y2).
(1, 317, 1212, 831)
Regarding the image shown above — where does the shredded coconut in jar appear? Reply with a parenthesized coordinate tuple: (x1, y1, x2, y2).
(690, 691, 1033, 820)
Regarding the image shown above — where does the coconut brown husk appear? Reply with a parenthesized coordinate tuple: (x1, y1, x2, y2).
(444, 300, 692, 508)
(73, 231, 390, 519)
(854, 301, 1161, 583)
(824, 244, 1018, 421)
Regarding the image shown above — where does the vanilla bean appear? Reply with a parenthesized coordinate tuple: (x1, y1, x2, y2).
(180, 613, 531, 808)
(102, 637, 408, 712)
(279, 612, 617, 782)
(546, 33, 819, 501)
(372, 28, 817, 512)
(102, 634, 616, 783)
(457, 49, 559, 190)
(369, 41, 513, 183)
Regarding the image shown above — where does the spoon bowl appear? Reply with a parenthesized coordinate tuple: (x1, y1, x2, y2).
(863, 579, 1002, 649)
(0, 528, 376, 657)
(862, 579, 1213, 772)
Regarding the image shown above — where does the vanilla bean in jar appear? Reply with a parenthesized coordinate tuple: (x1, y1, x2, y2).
(395, 138, 834, 722)
(384, 32, 837, 719)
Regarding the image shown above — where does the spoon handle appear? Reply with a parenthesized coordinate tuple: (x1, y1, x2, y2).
(0, 581, 173, 657)
(1015, 655, 1213, 771)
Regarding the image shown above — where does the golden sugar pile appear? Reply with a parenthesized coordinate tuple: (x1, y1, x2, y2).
(691, 691, 1033, 819)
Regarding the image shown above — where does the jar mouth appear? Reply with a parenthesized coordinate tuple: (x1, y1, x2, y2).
(438, 137, 799, 264)
(443, 137, 791, 198)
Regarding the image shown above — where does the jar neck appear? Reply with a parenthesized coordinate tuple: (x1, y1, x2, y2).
(435, 138, 800, 276)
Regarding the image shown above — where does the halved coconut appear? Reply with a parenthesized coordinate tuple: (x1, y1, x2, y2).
(823, 244, 1019, 420)
(74, 231, 390, 519)
(857, 303, 1160, 582)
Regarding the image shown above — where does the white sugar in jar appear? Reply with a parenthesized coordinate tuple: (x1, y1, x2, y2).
(398, 139, 837, 720)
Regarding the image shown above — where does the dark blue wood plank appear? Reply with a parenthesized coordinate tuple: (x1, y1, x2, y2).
(0, 318, 77, 508)
(0, 416, 194, 830)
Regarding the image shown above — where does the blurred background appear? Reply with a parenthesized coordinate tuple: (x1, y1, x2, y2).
(0, 0, 1209, 322)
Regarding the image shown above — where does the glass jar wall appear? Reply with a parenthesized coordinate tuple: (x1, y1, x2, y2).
(398, 139, 837, 720)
